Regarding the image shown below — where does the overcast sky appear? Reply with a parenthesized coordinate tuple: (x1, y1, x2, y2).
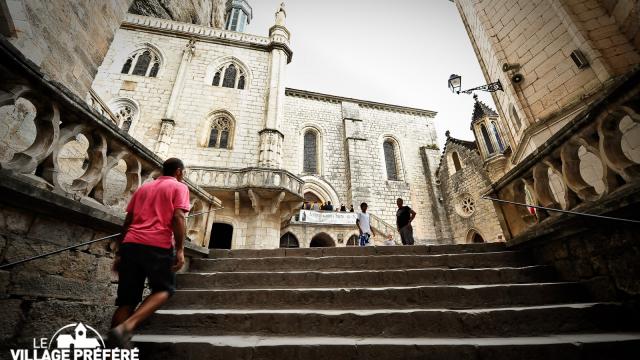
(246, 0, 495, 148)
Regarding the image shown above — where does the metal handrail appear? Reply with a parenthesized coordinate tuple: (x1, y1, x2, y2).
(482, 196, 640, 224)
(0, 208, 223, 270)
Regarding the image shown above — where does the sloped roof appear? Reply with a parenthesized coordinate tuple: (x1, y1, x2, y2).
(471, 98, 498, 123)
(435, 131, 478, 176)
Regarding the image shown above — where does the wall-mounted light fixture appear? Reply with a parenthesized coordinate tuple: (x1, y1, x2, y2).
(448, 74, 503, 95)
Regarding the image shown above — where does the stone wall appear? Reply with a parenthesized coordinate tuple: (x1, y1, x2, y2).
(455, 0, 640, 164)
(0, 0, 133, 97)
(438, 140, 504, 244)
(0, 193, 120, 348)
(129, 0, 226, 28)
(509, 208, 640, 299)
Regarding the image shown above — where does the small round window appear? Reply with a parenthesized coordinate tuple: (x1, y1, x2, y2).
(456, 194, 476, 217)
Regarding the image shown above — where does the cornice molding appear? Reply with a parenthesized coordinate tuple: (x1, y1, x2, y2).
(285, 88, 437, 117)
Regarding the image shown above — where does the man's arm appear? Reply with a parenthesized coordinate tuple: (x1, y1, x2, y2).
(172, 208, 187, 272)
(356, 219, 363, 235)
(409, 209, 417, 222)
(112, 211, 133, 273)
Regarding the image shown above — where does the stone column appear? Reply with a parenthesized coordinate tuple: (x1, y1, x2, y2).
(155, 39, 197, 158)
(342, 101, 371, 207)
(258, 3, 292, 168)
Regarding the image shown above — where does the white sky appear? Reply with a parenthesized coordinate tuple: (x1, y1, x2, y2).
(246, 0, 497, 148)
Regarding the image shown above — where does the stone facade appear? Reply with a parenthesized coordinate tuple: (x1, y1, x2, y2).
(90, 11, 446, 248)
(437, 136, 504, 244)
(0, 0, 133, 97)
(454, 0, 640, 166)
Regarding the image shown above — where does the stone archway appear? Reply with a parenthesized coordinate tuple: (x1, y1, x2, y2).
(280, 232, 299, 248)
(466, 229, 485, 243)
(310, 232, 335, 247)
(346, 234, 359, 246)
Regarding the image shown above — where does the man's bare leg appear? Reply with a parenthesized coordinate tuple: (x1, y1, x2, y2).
(114, 291, 171, 333)
(111, 306, 135, 328)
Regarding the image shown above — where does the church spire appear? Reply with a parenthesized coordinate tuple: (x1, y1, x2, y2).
(224, 0, 253, 32)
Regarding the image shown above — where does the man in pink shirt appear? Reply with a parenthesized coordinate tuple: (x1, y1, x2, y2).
(107, 158, 190, 348)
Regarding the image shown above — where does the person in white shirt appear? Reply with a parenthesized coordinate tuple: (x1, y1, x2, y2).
(356, 202, 375, 246)
(383, 233, 395, 246)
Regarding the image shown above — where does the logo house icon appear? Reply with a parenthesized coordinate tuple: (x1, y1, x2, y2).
(53, 323, 103, 349)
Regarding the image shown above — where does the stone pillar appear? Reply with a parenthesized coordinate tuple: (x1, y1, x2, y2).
(155, 39, 197, 158)
(258, 3, 292, 168)
(342, 101, 370, 207)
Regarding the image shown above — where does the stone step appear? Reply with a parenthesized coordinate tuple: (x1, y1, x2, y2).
(208, 243, 507, 258)
(139, 303, 637, 338)
(177, 265, 556, 289)
(191, 251, 531, 272)
(132, 333, 640, 360)
(164, 282, 595, 310)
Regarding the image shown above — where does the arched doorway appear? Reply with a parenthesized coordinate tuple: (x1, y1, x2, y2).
(346, 235, 359, 246)
(280, 232, 299, 248)
(209, 223, 233, 249)
(310, 232, 335, 247)
(466, 229, 484, 244)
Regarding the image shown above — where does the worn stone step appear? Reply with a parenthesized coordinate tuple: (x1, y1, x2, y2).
(133, 333, 640, 360)
(139, 303, 637, 338)
(191, 251, 531, 272)
(208, 243, 508, 258)
(177, 265, 556, 289)
(164, 282, 595, 310)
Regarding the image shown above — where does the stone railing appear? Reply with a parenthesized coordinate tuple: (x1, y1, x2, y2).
(86, 89, 118, 126)
(487, 69, 640, 239)
(369, 213, 401, 240)
(185, 167, 304, 196)
(0, 38, 220, 246)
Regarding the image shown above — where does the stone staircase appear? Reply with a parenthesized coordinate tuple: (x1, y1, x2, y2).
(133, 243, 640, 359)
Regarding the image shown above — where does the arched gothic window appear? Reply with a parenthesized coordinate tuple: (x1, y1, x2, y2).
(452, 151, 462, 172)
(121, 48, 161, 78)
(481, 124, 495, 155)
(109, 98, 139, 133)
(303, 130, 319, 173)
(383, 140, 399, 181)
(510, 104, 522, 130)
(491, 121, 505, 152)
(211, 62, 247, 90)
(208, 116, 233, 149)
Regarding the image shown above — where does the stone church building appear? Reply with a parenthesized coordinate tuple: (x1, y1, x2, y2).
(90, 1, 446, 249)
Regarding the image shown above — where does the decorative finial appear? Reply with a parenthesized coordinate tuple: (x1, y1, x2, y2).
(473, 93, 478, 101)
(445, 130, 451, 138)
(275, 2, 286, 25)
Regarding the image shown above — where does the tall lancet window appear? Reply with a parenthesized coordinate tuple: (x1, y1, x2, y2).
(222, 64, 237, 88)
(481, 124, 495, 155)
(303, 130, 318, 174)
(383, 140, 399, 181)
(491, 121, 505, 152)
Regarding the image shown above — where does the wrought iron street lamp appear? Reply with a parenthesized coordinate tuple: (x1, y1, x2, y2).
(448, 74, 503, 95)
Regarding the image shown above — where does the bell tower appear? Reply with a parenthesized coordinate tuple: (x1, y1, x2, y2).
(224, 0, 253, 32)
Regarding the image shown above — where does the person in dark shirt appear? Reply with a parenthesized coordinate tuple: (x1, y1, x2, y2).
(325, 201, 333, 211)
(340, 204, 347, 212)
(396, 198, 416, 245)
(349, 204, 355, 212)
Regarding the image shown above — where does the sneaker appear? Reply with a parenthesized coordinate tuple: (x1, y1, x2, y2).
(105, 326, 132, 349)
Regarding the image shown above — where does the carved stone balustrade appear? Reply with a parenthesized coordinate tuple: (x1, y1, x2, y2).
(0, 38, 221, 248)
(487, 69, 640, 240)
(186, 167, 304, 196)
(86, 89, 119, 126)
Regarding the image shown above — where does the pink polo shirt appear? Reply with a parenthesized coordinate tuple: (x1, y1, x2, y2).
(123, 176, 191, 249)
